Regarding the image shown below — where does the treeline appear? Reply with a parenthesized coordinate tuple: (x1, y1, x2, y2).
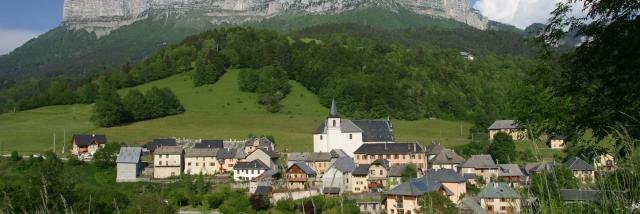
(238, 66, 291, 112)
(92, 86, 184, 127)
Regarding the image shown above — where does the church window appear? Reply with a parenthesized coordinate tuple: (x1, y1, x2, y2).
(349, 134, 352, 139)
(320, 135, 323, 140)
(332, 120, 336, 127)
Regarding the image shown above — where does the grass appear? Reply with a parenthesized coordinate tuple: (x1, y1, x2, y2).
(516, 140, 565, 161)
(0, 70, 472, 153)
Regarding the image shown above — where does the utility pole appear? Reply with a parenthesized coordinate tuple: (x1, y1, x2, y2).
(53, 133, 56, 154)
(62, 128, 66, 154)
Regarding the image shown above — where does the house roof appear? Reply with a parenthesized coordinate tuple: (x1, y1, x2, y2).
(550, 135, 567, 140)
(458, 196, 488, 214)
(559, 189, 600, 202)
(330, 149, 349, 158)
(499, 164, 524, 177)
(388, 164, 409, 177)
(387, 177, 446, 196)
(259, 148, 280, 158)
(352, 164, 370, 176)
(314, 120, 363, 134)
(565, 157, 595, 171)
(425, 143, 444, 155)
(194, 140, 223, 149)
(329, 98, 340, 118)
(154, 146, 183, 155)
(478, 182, 521, 199)
(524, 161, 554, 174)
(372, 159, 390, 169)
(184, 148, 218, 157)
(217, 148, 246, 159)
(431, 149, 465, 165)
(425, 169, 466, 183)
(488, 120, 518, 130)
(254, 186, 272, 196)
(460, 155, 499, 169)
(72, 134, 107, 146)
(354, 143, 423, 155)
(289, 162, 317, 175)
(245, 137, 274, 148)
(234, 160, 270, 170)
(329, 156, 356, 172)
(287, 152, 332, 162)
(144, 138, 177, 151)
(116, 147, 142, 163)
(323, 187, 341, 194)
(352, 120, 394, 142)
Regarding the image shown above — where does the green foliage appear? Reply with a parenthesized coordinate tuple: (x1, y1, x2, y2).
(92, 143, 122, 169)
(92, 86, 184, 127)
(10, 151, 20, 161)
(91, 87, 129, 127)
(401, 164, 417, 182)
(419, 192, 457, 214)
(466, 182, 481, 195)
(488, 132, 518, 163)
(530, 165, 578, 201)
(192, 49, 227, 86)
(454, 141, 489, 158)
(125, 194, 177, 214)
(219, 189, 251, 214)
(239, 66, 291, 113)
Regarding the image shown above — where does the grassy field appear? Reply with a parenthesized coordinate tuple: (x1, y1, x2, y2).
(0, 70, 472, 153)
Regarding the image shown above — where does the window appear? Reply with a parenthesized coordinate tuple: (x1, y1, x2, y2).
(210, 162, 214, 166)
(188, 162, 192, 166)
(196, 163, 199, 166)
(165, 154, 169, 158)
(394, 154, 398, 159)
(500, 198, 506, 202)
(333, 120, 336, 127)
(487, 205, 494, 211)
(157, 161, 161, 165)
(411, 154, 415, 159)
(501, 206, 507, 211)
(380, 170, 383, 175)
(320, 135, 323, 140)
(349, 134, 352, 139)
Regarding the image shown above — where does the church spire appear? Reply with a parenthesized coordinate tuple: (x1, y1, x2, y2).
(328, 98, 340, 118)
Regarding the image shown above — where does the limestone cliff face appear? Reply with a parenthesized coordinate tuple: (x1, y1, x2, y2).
(63, 0, 488, 37)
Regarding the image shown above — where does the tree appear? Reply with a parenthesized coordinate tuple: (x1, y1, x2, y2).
(10, 151, 21, 161)
(125, 194, 177, 214)
(401, 164, 417, 182)
(530, 165, 578, 200)
(488, 132, 517, 163)
(123, 89, 147, 120)
(92, 143, 121, 169)
(91, 87, 129, 127)
(419, 192, 457, 214)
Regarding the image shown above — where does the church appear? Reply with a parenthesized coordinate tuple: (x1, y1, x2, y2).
(313, 99, 395, 157)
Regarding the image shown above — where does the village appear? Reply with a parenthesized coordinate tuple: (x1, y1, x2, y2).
(70, 100, 619, 214)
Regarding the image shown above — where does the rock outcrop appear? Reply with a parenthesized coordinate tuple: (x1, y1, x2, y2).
(63, 0, 488, 37)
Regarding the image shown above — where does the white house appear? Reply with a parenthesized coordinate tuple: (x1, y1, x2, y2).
(116, 147, 142, 182)
(233, 160, 270, 182)
(183, 148, 220, 175)
(153, 146, 184, 179)
(313, 99, 394, 157)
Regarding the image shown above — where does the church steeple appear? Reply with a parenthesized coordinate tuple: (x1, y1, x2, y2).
(328, 98, 340, 118)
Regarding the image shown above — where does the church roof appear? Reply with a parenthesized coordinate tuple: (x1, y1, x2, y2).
(314, 119, 393, 142)
(328, 98, 340, 118)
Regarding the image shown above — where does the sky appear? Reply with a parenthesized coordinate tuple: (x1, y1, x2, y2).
(0, 0, 583, 55)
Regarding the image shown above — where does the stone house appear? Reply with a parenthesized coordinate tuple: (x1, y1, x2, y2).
(593, 152, 616, 172)
(429, 148, 465, 171)
(478, 182, 522, 214)
(194, 139, 223, 149)
(426, 169, 467, 204)
(351, 159, 390, 193)
(183, 148, 220, 175)
(384, 177, 452, 214)
(233, 159, 269, 182)
(549, 135, 566, 149)
(244, 137, 275, 155)
(286, 162, 317, 190)
(322, 156, 356, 195)
(488, 120, 527, 141)
(565, 157, 595, 183)
(287, 152, 332, 177)
(354, 142, 426, 172)
(459, 155, 500, 185)
(351, 165, 370, 194)
(153, 146, 184, 179)
(217, 148, 246, 173)
(245, 148, 279, 171)
(71, 134, 107, 156)
(116, 147, 142, 182)
(498, 164, 524, 188)
(144, 138, 176, 154)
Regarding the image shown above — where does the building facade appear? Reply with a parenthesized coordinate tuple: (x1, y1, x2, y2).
(183, 148, 219, 175)
(488, 120, 527, 141)
(153, 146, 184, 179)
(71, 134, 107, 156)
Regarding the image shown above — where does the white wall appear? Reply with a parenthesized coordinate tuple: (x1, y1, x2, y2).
(234, 168, 265, 182)
(184, 156, 219, 175)
(313, 118, 364, 157)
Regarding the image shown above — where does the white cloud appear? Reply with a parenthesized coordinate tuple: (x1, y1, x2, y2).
(473, 0, 587, 29)
(0, 29, 42, 55)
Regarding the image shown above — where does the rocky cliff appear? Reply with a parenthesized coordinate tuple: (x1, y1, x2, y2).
(63, 0, 488, 37)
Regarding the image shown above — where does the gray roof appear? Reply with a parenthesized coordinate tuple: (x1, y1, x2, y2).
(323, 187, 341, 194)
(154, 146, 183, 155)
(426, 169, 466, 183)
(458, 196, 488, 214)
(145, 138, 177, 151)
(330, 149, 349, 158)
(288, 152, 332, 162)
(565, 157, 594, 171)
(354, 143, 423, 155)
(244, 137, 273, 148)
(524, 161, 554, 174)
(352, 164, 370, 176)
(499, 164, 524, 177)
(329, 98, 340, 118)
(289, 162, 317, 175)
(372, 159, 390, 169)
(194, 140, 223, 149)
(488, 120, 518, 130)
(314, 119, 394, 142)
(252, 148, 280, 158)
(234, 160, 270, 170)
(386, 177, 446, 196)
(329, 156, 356, 172)
(254, 186, 272, 196)
(478, 182, 521, 199)
(460, 155, 499, 169)
(426, 143, 444, 155)
(217, 148, 245, 159)
(559, 189, 600, 202)
(314, 120, 363, 134)
(184, 148, 218, 157)
(431, 149, 465, 165)
(389, 164, 409, 177)
(73, 134, 107, 146)
(116, 147, 142, 163)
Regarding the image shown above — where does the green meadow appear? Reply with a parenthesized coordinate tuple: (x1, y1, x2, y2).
(0, 70, 473, 153)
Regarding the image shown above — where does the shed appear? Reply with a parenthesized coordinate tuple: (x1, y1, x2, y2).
(116, 147, 142, 182)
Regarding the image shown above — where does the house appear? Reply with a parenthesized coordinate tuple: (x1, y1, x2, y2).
(322, 156, 356, 195)
(250, 170, 278, 194)
(425, 143, 444, 160)
(194, 139, 223, 149)
(287, 152, 332, 177)
(116, 147, 142, 182)
(565, 157, 595, 183)
(183, 148, 219, 175)
(144, 138, 177, 154)
(353, 142, 426, 171)
(233, 159, 270, 182)
(478, 182, 521, 214)
(429, 148, 465, 171)
(388, 164, 410, 189)
(351, 165, 370, 194)
(245, 148, 279, 171)
(313, 99, 394, 156)
(153, 146, 184, 179)
(594, 152, 616, 172)
(459, 155, 500, 185)
(286, 162, 317, 190)
(460, 51, 475, 60)
(244, 137, 275, 154)
(426, 169, 467, 203)
(351, 159, 390, 193)
(458, 196, 488, 214)
(498, 164, 524, 188)
(71, 134, 107, 156)
(523, 161, 554, 175)
(253, 185, 273, 198)
(549, 135, 566, 149)
(488, 120, 527, 141)
(217, 148, 247, 173)
(559, 189, 600, 203)
(357, 201, 385, 214)
(384, 177, 453, 214)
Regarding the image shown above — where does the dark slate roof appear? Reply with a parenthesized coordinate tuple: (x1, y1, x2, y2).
(352, 164, 370, 176)
(488, 120, 518, 130)
(184, 148, 218, 157)
(565, 157, 595, 171)
(244, 137, 273, 148)
(288, 152, 332, 162)
(372, 159, 390, 169)
(217, 148, 242, 159)
(559, 189, 600, 202)
(144, 138, 177, 151)
(425, 169, 466, 183)
(194, 140, 223, 149)
(328, 98, 340, 118)
(426, 143, 444, 155)
(330, 149, 349, 158)
(354, 143, 423, 155)
(259, 148, 280, 158)
(314, 120, 363, 134)
(329, 157, 356, 172)
(550, 135, 567, 140)
(388, 164, 409, 177)
(289, 162, 316, 175)
(234, 160, 270, 170)
(116, 147, 142, 163)
(499, 164, 524, 177)
(73, 134, 107, 146)
(524, 161, 554, 174)
(431, 149, 465, 165)
(323, 187, 341, 194)
(460, 155, 499, 169)
(254, 186, 272, 196)
(154, 146, 183, 155)
(477, 182, 521, 199)
(352, 120, 394, 142)
(386, 178, 445, 196)
(458, 196, 488, 214)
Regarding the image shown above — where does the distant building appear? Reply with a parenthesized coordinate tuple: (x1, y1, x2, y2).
(388, 164, 411, 189)
(459, 155, 500, 185)
(183, 148, 219, 175)
(384, 176, 454, 214)
(426, 169, 467, 203)
(488, 120, 527, 141)
(287, 152, 332, 177)
(217, 148, 247, 173)
(477, 182, 522, 214)
(353, 142, 426, 171)
(429, 148, 465, 171)
(498, 164, 524, 188)
(244, 137, 274, 155)
(116, 147, 142, 182)
(244, 148, 279, 171)
(322, 156, 356, 195)
(460, 51, 475, 60)
(71, 134, 107, 156)
(559, 189, 600, 203)
(313, 99, 394, 156)
(565, 157, 595, 183)
(457, 196, 488, 214)
(286, 162, 317, 190)
(233, 160, 269, 182)
(425, 143, 444, 160)
(153, 146, 184, 179)
(194, 139, 224, 149)
(594, 152, 616, 172)
(351, 159, 390, 193)
(549, 135, 566, 149)
(144, 138, 177, 154)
